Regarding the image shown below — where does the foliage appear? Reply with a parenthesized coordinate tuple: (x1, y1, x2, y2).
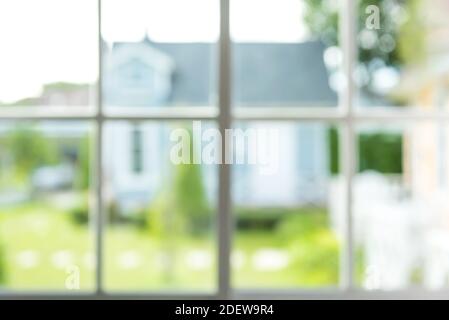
(276, 208, 329, 239)
(70, 193, 89, 225)
(74, 136, 90, 191)
(328, 128, 402, 174)
(235, 207, 322, 231)
(358, 132, 402, 173)
(172, 161, 210, 234)
(328, 127, 340, 175)
(0, 82, 90, 106)
(395, 0, 426, 66)
(234, 209, 339, 286)
(303, 0, 339, 47)
(0, 242, 6, 285)
(5, 126, 59, 183)
(42, 82, 89, 92)
(146, 193, 185, 239)
(304, 0, 426, 96)
(4, 202, 341, 289)
(147, 126, 211, 236)
(276, 211, 339, 285)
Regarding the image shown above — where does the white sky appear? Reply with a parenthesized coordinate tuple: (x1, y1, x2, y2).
(0, 0, 307, 103)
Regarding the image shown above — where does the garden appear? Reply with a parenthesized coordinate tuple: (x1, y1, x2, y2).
(0, 123, 401, 291)
(0, 201, 339, 290)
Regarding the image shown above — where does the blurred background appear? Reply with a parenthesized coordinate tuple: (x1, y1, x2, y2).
(1, 0, 449, 293)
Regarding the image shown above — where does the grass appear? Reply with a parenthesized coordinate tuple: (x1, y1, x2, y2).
(234, 209, 340, 288)
(0, 202, 340, 291)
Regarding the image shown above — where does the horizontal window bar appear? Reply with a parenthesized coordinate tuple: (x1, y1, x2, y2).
(103, 106, 219, 120)
(352, 108, 449, 121)
(233, 107, 345, 121)
(0, 106, 96, 120)
(233, 288, 449, 300)
(0, 291, 219, 300)
(3, 289, 449, 300)
(2, 106, 449, 121)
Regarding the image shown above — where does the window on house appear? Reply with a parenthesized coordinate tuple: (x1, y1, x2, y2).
(131, 126, 143, 174)
(1, 0, 449, 299)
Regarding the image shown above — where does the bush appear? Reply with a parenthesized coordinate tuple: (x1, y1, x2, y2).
(70, 193, 89, 225)
(6, 126, 59, 182)
(277, 210, 340, 285)
(107, 200, 122, 225)
(146, 193, 186, 239)
(358, 133, 402, 173)
(276, 208, 328, 239)
(328, 128, 403, 174)
(0, 242, 6, 286)
(147, 125, 211, 236)
(172, 161, 211, 234)
(328, 128, 340, 175)
(235, 207, 290, 231)
(75, 136, 90, 191)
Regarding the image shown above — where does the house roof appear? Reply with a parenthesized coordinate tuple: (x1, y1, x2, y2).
(107, 40, 338, 107)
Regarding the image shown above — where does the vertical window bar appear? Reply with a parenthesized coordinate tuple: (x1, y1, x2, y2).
(218, 0, 232, 299)
(95, 0, 105, 296)
(340, 0, 356, 290)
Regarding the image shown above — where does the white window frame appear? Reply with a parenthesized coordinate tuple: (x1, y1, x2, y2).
(2, 0, 449, 300)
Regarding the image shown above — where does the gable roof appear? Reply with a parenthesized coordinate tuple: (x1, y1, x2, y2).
(107, 40, 338, 107)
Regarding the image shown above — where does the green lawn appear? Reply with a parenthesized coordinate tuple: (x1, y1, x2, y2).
(0, 202, 340, 291)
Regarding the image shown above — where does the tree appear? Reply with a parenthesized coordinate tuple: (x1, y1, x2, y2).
(5, 126, 59, 184)
(172, 158, 211, 234)
(146, 125, 210, 283)
(304, 0, 425, 99)
(148, 126, 210, 235)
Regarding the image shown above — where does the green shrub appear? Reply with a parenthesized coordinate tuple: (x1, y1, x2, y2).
(6, 126, 59, 182)
(328, 128, 403, 174)
(172, 161, 211, 234)
(328, 127, 340, 175)
(235, 207, 290, 231)
(276, 208, 329, 238)
(147, 125, 211, 236)
(75, 136, 90, 191)
(0, 242, 6, 286)
(277, 210, 339, 285)
(146, 193, 186, 239)
(107, 200, 123, 225)
(70, 193, 89, 225)
(358, 133, 403, 173)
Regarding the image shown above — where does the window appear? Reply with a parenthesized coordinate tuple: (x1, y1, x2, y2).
(1, 0, 449, 299)
(130, 126, 143, 174)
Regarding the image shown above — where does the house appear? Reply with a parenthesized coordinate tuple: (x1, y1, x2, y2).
(102, 37, 337, 213)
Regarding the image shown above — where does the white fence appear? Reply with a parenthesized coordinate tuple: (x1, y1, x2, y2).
(330, 172, 449, 289)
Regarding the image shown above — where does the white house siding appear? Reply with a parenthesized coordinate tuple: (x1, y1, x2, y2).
(104, 122, 163, 214)
(232, 123, 329, 207)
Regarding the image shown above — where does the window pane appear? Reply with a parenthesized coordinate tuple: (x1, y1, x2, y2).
(232, 122, 341, 288)
(104, 121, 217, 291)
(354, 122, 449, 290)
(0, 0, 98, 108)
(101, 0, 219, 110)
(356, 0, 449, 110)
(0, 122, 94, 291)
(231, 0, 340, 108)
